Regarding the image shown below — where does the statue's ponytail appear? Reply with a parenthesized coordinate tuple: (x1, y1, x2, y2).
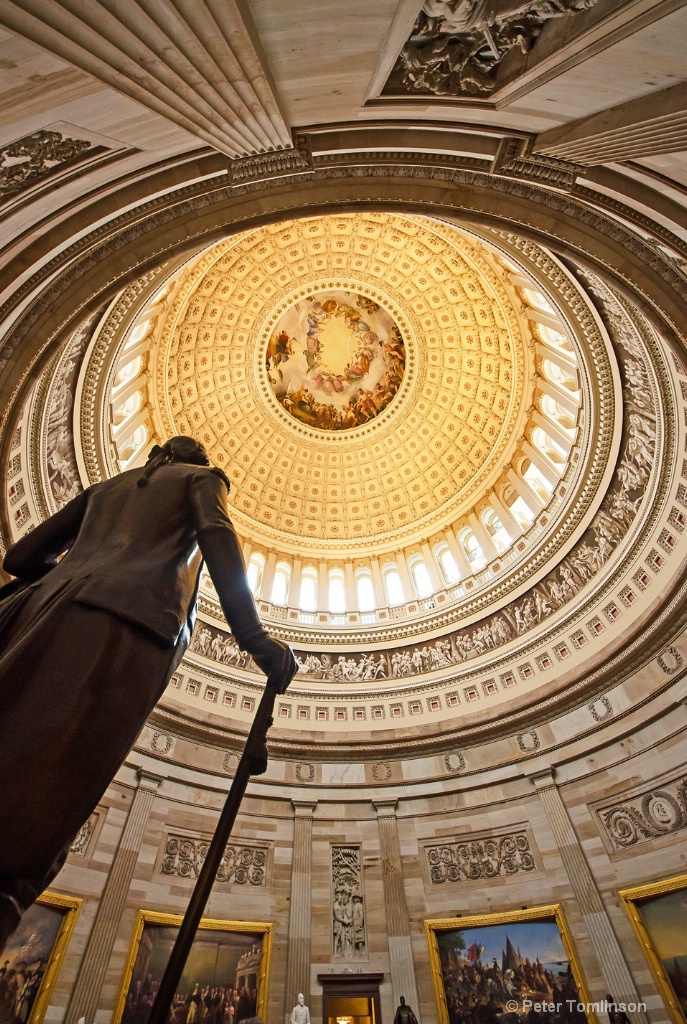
(137, 442, 173, 487)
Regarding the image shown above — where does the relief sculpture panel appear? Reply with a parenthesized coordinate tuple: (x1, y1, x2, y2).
(332, 845, 367, 959)
(423, 830, 536, 885)
(382, 0, 599, 99)
(160, 834, 269, 886)
(598, 776, 687, 851)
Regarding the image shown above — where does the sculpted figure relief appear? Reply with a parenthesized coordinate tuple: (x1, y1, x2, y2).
(387, 0, 598, 97)
(0, 436, 296, 951)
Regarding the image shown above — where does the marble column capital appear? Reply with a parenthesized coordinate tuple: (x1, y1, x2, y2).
(292, 799, 317, 817)
(528, 767, 557, 791)
(373, 799, 398, 818)
(137, 767, 165, 792)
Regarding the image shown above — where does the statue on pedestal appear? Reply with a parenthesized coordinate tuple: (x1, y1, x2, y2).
(0, 436, 296, 951)
(394, 996, 419, 1024)
(290, 993, 310, 1024)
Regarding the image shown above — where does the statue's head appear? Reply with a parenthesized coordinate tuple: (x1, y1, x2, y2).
(157, 436, 210, 466)
(400, 997, 406, 1006)
(297, 994, 304, 1005)
(137, 435, 214, 487)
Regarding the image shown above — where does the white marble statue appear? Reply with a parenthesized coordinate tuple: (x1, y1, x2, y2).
(290, 993, 311, 1024)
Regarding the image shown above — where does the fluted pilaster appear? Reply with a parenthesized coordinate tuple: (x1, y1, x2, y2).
(65, 770, 162, 1024)
(284, 800, 317, 1020)
(532, 770, 647, 1024)
(374, 800, 419, 1010)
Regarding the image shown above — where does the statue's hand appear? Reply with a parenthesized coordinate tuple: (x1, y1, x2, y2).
(251, 635, 298, 693)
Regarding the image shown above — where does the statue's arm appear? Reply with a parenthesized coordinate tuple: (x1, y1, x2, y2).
(3, 488, 88, 580)
(190, 470, 296, 681)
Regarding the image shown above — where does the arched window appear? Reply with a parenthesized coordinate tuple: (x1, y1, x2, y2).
(383, 564, 405, 606)
(460, 529, 486, 570)
(113, 356, 142, 389)
(523, 287, 555, 314)
(533, 427, 567, 466)
(356, 570, 376, 612)
(125, 318, 150, 349)
(118, 423, 148, 465)
(541, 395, 576, 434)
(329, 568, 346, 613)
(542, 359, 579, 396)
(271, 561, 290, 605)
(504, 484, 535, 529)
(410, 557, 434, 598)
(112, 390, 142, 427)
(538, 323, 574, 354)
(246, 553, 264, 596)
(299, 565, 318, 612)
(435, 543, 459, 584)
(482, 508, 510, 554)
(522, 456, 553, 499)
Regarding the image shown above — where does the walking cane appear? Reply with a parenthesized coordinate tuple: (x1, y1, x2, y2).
(148, 665, 293, 1024)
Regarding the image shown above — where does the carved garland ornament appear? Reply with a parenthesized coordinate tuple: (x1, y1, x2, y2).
(161, 835, 268, 885)
(69, 812, 99, 856)
(425, 831, 536, 883)
(598, 777, 687, 850)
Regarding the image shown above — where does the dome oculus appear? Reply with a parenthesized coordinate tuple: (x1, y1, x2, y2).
(265, 290, 406, 431)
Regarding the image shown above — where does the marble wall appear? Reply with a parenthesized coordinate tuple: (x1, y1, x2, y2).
(38, 701, 687, 1024)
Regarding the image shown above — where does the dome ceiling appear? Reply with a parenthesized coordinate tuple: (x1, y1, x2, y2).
(4, 205, 680, 753)
(150, 213, 526, 548)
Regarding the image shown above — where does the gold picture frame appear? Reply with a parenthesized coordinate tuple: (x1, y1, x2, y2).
(425, 904, 595, 1024)
(0, 890, 81, 1024)
(620, 873, 687, 1024)
(112, 910, 273, 1024)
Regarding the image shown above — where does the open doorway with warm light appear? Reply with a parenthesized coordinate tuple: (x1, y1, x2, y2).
(318, 972, 383, 1024)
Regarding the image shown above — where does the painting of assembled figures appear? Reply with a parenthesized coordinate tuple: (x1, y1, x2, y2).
(0, 892, 80, 1024)
(426, 906, 593, 1024)
(266, 289, 406, 431)
(621, 874, 687, 1024)
(113, 912, 272, 1024)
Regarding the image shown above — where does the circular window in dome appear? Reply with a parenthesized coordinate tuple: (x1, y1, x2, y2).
(265, 289, 406, 431)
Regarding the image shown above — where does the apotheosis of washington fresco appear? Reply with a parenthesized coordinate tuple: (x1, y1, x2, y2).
(265, 290, 406, 431)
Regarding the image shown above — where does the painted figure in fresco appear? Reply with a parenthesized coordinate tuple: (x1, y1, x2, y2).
(265, 292, 406, 431)
(0, 435, 296, 952)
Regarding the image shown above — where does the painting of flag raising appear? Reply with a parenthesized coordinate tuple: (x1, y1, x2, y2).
(426, 907, 592, 1024)
(265, 290, 406, 431)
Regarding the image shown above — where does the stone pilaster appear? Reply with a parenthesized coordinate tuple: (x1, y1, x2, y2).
(284, 800, 317, 1020)
(531, 770, 648, 1023)
(65, 770, 162, 1024)
(374, 800, 419, 1010)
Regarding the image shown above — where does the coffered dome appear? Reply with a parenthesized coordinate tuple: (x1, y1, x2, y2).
(129, 213, 532, 549)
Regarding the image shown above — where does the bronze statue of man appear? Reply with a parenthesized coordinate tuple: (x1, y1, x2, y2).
(0, 436, 296, 950)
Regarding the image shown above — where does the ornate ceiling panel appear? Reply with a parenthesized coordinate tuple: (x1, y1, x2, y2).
(152, 213, 527, 546)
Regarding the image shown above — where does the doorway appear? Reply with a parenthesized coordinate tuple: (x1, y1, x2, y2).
(318, 973, 383, 1024)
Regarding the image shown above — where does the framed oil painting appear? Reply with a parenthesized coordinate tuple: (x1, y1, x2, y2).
(112, 911, 272, 1024)
(0, 890, 81, 1024)
(425, 905, 594, 1024)
(621, 873, 687, 1024)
